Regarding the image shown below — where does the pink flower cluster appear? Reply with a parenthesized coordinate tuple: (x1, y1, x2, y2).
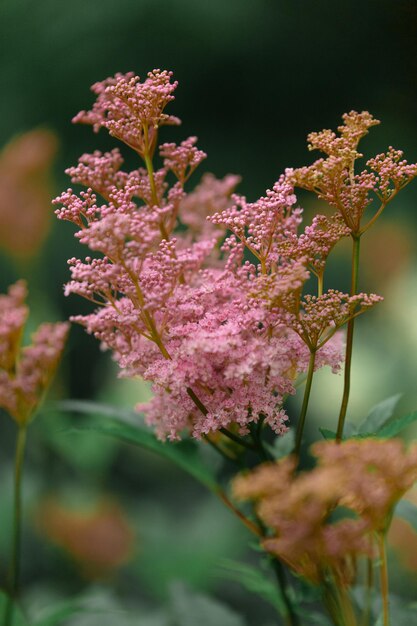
(55, 71, 391, 441)
(0, 281, 69, 425)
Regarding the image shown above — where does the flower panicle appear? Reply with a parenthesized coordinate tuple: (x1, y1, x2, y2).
(0, 281, 69, 426)
(55, 70, 392, 441)
(288, 110, 417, 234)
(233, 437, 417, 584)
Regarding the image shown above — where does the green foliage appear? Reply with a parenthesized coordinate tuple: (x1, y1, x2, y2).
(377, 410, 417, 438)
(133, 498, 246, 596)
(357, 394, 402, 434)
(60, 400, 220, 492)
(219, 558, 287, 615)
(33, 601, 86, 626)
(319, 394, 417, 441)
(169, 582, 246, 626)
(0, 592, 29, 626)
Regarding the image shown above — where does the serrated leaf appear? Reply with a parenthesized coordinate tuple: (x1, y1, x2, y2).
(169, 582, 246, 626)
(376, 411, 417, 439)
(0, 592, 29, 626)
(218, 559, 286, 615)
(358, 394, 402, 434)
(60, 400, 219, 492)
(394, 499, 417, 533)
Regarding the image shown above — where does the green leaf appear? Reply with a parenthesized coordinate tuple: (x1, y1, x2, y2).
(358, 394, 402, 434)
(218, 559, 287, 615)
(318, 422, 358, 440)
(169, 582, 246, 626)
(377, 411, 417, 439)
(268, 429, 295, 459)
(60, 400, 219, 492)
(394, 499, 417, 533)
(319, 428, 336, 440)
(0, 592, 29, 626)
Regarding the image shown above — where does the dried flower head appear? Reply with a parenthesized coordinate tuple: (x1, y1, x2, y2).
(288, 111, 417, 234)
(313, 438, 417, 532)
(233, 455, 372, 585)
(233, 437, 417, 583)
(0, 129, 58, 259)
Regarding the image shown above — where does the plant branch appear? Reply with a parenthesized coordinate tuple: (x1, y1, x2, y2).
(336, 234, 360, 441)
(378, 533, 390, 626)
(294, 348, 316, 455)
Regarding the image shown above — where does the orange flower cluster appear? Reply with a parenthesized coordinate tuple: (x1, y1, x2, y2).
(233, 439, 417, 585)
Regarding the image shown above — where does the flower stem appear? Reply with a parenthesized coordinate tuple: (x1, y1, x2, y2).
(318, 271, 324, 297)
(336, 234, 361, 441)
(294, 348, 316, 455)
(220, 427, 257, 451)
(4, 425, 27, 626)
(378, 533, 390, 626)
(361, 552, 374, 626)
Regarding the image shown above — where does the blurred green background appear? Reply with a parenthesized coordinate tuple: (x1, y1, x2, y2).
(0, 0, 417, 623)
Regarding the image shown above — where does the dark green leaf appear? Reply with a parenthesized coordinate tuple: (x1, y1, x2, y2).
(60, 401, 219, 492)
(358, 394, 402, 434)
(394, 499, 417, 533)
(319, 428, 336, 440)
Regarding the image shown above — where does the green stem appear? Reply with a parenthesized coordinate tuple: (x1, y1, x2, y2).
(323, 579, 345, 626)
(10, 425, 27, 597)
(378, 533, 390, 626)
(361, 554, 374, 626)
(4, 425, 27, 626)
(294, 349, 316, 455)
(219, 427, 257, 451)
(250, 417, 273, 461)
(336, 235, 361, 441)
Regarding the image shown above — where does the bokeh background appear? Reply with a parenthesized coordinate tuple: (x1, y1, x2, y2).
(0, 1, 417, 624)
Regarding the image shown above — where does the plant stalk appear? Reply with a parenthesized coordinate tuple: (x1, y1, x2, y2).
(10, 425, 27, 597)
(378, 533, 390, 626)
(294, 348, 316, 455)
(336, 234, 361, 441)
(4, 425, 27, 626)
(361, 555, 374, 626)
